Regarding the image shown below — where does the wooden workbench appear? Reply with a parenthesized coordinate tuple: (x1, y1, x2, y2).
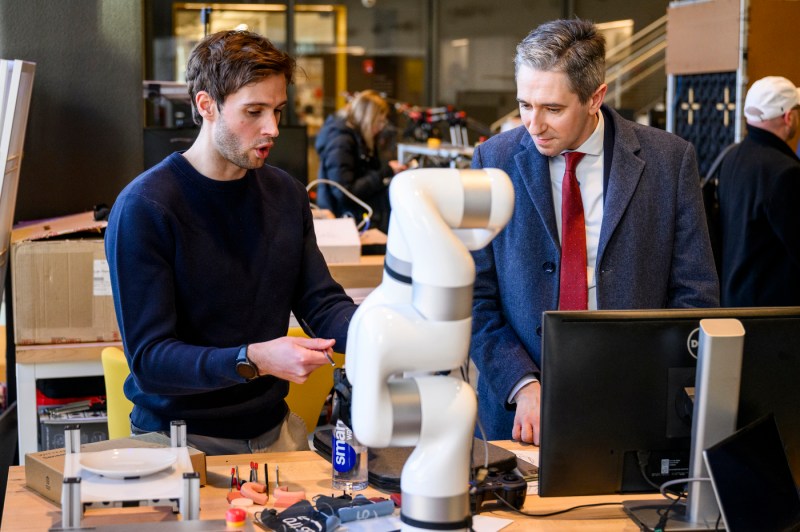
(2, 441, 656, 531)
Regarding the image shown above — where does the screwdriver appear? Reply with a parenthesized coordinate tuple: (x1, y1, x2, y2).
(300, 318, 335, 366)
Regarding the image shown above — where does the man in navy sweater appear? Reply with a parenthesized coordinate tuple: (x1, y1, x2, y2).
(105, 30, 356, 455)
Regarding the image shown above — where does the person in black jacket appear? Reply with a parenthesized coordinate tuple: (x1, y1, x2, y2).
(718, 76, 800, 306)
(315, 90, 405, 233)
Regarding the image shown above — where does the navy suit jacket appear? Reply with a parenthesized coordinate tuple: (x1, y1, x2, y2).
(470, 105, 719, 440)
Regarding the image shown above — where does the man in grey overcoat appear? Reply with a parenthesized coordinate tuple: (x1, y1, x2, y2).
(469, 18, 719, 443)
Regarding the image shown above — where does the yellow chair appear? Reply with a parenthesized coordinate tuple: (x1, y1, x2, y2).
(100, 333, 339, 439)
(101, 346, 135, 440)
(285, 327, 345, 433)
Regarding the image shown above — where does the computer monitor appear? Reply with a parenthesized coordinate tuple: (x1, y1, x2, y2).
(267, 124, 309, 185)
(538, 307, 800, 497)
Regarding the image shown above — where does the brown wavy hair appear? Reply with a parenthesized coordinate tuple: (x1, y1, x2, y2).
(186, 30, 296, 126)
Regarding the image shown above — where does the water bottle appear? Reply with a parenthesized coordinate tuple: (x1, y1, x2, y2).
(332, 418, 368, 491)
(331, 368, 368, 491)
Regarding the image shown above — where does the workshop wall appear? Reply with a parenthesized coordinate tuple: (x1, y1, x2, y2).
(0, 0, 144, 222)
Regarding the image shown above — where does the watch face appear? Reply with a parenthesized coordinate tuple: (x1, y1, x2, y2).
(236, 346, 257, 379)
(237, 360, 258, 379)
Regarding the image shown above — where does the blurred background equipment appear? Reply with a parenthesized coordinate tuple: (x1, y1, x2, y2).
(393, 102, 483, 169)
(307, 179, 373, 232)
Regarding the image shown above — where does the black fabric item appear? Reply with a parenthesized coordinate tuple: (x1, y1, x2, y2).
(313, 493, 359, 515)
(331, 368, 352, 427)
(255, 500, 327, 532)
(37, 376, 106, 399)
(313, 429, 518, 492)
(93, 203, 111, 221)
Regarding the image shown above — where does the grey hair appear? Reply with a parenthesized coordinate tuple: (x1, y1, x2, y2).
(514, 18, 605, 104)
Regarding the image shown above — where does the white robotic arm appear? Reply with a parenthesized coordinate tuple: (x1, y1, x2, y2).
(346, 168, 513, 531)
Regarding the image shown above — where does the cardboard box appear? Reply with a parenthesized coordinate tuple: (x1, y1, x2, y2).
(25, 433, 207, 506)
(39, 410, 109, 451)
(11, 212, 120, 345)
(313, 218, 361, 264)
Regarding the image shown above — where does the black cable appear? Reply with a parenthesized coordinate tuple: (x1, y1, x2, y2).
(636, 450, 664, 491)
(653, 495, 683, 532)
(493, 492, 622, 518)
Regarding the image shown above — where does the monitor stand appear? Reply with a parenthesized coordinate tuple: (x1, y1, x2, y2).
(623, 500, 718, 531)
(623, 319, 745, 531)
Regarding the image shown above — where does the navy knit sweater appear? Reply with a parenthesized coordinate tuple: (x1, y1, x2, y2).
(105, 152, 356, 438)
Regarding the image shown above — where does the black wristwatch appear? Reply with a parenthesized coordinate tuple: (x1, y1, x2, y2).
(235, 345, 258, 380)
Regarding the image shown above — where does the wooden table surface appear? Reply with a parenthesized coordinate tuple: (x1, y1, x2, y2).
(2, 441, 657, 531)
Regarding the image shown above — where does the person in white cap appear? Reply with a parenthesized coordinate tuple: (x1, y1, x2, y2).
(717, 76, 800, 306)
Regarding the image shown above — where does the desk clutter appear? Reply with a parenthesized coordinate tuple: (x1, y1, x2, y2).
(254, 495, 395, 531)
(39, 406, 108, 452)
(38, 397, 108, 453)
(36, 376, 109, 451)
(223, 455, 400, 531)
(227, 463, 397, 530)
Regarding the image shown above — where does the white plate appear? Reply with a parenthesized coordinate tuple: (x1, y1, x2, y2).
(79, 448, 177, 479)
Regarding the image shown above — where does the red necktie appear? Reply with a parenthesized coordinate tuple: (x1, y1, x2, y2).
(559, 151, 588, 310)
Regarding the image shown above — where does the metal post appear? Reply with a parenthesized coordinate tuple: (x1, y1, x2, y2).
(735, 0, 748, 143)
(666, 74, 675, 134)
(563, 0, 576, 18)
(425, 0, 438, 106)
(201, 8, 212, 38)
(181, 472, 201, 520)
(61, 477, 82, 529)
(170, 420, 187, 447)
(64, 425, 81, 454)
(285, 0, 298, 126)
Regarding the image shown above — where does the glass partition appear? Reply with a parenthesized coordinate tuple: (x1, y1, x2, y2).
(171, 3, 348, 117)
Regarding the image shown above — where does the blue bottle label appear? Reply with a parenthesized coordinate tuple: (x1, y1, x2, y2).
(333, 423, 357, 473)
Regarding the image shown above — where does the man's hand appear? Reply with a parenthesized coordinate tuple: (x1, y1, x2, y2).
(248, 336, 336, 383)
(512, 381, 541, 445)
(388, 160, 407, 174)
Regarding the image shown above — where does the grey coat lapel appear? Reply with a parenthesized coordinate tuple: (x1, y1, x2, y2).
(515, 134, 560, 249)
(596, 112, 645, 267)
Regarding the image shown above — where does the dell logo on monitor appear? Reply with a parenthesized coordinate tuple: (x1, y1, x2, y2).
(687, 327, 700, 359)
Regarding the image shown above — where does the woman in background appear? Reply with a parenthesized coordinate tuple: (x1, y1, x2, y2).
(315, 90, 405, 233)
